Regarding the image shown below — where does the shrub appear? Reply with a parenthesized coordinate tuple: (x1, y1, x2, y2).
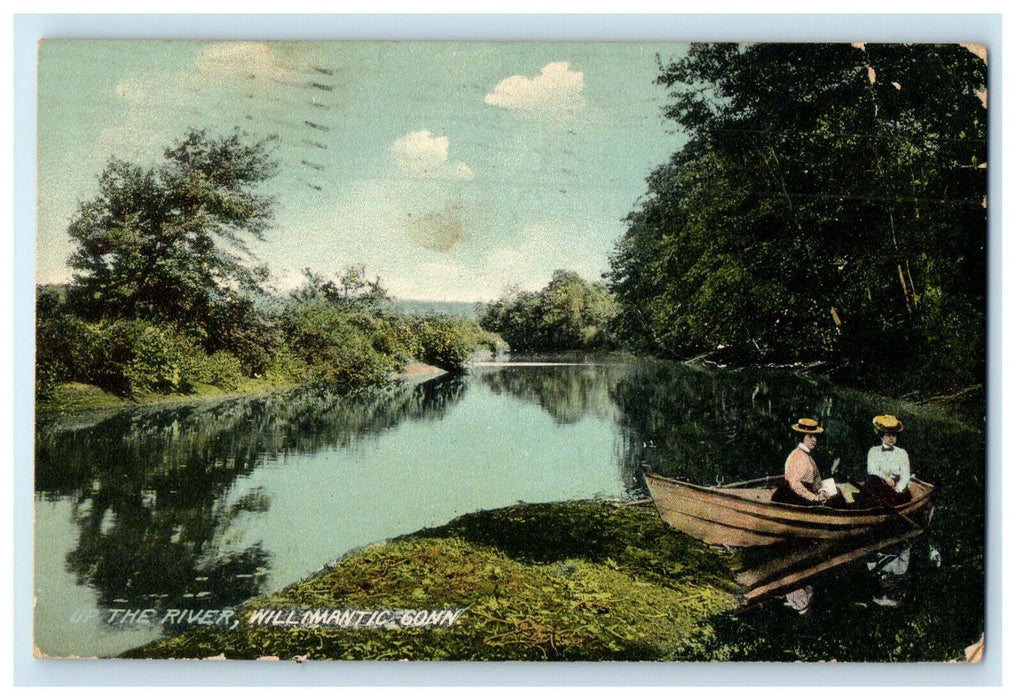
(36, 292, 249, 398)
(279, 300, 404, 386)
(411, 315, 492, 372)
(177, 345, 245, 393)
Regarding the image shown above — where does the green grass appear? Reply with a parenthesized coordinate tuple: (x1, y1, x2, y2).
(123, 501, 740, 661)
(36, 382, 131, 414)
(36, 378, 298, 418)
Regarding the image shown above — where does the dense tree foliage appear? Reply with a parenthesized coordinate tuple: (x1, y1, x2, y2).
(608, 43, 987, 394)
(66, 128, 279, 351)
(38, 272, 496, 401)
(479, 270, 619, 352)
(38, 130, 497, 401)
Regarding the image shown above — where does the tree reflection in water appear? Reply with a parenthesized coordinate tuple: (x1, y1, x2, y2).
(604, 360, 983, 662)
(476, 363, 627, 425)
(35, 376, 468, 629)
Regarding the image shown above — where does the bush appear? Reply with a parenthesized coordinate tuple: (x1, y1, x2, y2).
(408, 315, 495, 372)
(177, 346, 245, 393)
(36, 288, 250, 399)
(204, 296, 281, 377)
(36, 294, 101, 399)
(116, 321, 186, 395)
(480, 271, 619, 352)
(279, 300, 406, 386)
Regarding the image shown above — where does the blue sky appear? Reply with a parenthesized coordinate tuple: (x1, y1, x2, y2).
(37, 40, 690, 301)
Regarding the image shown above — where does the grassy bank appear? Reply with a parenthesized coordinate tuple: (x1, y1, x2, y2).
(35, 377, 293, 417)
(122, 501, 739, 661)
(35, 361, 449, 419)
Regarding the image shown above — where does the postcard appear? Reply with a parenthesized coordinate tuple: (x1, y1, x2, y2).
(31, 35, 989, 672)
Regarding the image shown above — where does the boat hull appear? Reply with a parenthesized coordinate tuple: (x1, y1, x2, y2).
(644, 472, 936, 547)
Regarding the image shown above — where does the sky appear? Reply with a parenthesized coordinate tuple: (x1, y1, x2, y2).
(36, 40, 691, 302)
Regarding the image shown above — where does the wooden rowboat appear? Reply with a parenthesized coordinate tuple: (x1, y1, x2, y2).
(643, 472, 937, 547)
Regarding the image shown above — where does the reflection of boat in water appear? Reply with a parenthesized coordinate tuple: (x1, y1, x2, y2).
(733, 523, 924, 604)
(643, 472, 936, 547)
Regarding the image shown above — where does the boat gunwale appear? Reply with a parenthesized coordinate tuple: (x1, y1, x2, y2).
(644, 472, 937, 527)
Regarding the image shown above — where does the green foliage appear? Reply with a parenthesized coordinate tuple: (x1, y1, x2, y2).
(42, 128, 284, 399)
(124, 502, 738, 661)
(43, 127, 499, 403)
(77, 320, 238, 397)
(36, 287, 100, 399)
(177, 349, 244, 393)
(609, 44, 987, 394)
(279, 266, 497, 378)
(36, 286, 248, 398)
(480, 270, 619, 352)
(113, 321, 185, 395)
(278, 298, 405, 386)
(277, 266, 491, 383)
(202, 294, 279, 377)
(66, 128, 278, 335)
(278, 267, 411, 384)
(404, 314, 497, 372)
(291, 265, 390, 312)
(38, 263, 498, 404)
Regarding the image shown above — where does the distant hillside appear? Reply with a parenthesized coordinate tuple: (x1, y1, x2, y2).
(36, 283, 483, 321)
(392, 299, 482, 319)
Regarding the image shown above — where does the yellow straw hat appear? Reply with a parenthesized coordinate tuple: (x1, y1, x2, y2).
(873, 415, 904, 433)
(792, 418, 825, 434)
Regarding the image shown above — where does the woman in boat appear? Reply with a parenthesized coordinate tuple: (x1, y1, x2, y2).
(771, 418, 845, 507)
(862, 415, 912, 507)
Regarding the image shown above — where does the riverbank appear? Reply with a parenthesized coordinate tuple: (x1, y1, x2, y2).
(121, 501, 739, 661)
(35, 361, 449, 420)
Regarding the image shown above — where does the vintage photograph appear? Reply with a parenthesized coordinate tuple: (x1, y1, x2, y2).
(32, 37, 988, 665)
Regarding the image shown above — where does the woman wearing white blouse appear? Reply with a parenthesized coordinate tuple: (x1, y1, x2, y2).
(863, 414, 912, 506)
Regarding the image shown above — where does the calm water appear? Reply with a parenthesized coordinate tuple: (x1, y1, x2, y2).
(34, 360, 985, 659)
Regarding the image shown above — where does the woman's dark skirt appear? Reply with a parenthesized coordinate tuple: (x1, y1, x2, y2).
(771, 481, 848, 508)
(860, 475, 912, 508)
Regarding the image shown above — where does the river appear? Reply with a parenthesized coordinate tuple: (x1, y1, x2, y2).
(33, 359, 985, 660)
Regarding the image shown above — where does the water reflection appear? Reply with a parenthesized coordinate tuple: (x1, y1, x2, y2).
(866, 544, 914, 608)
(769, 539, 920, 618)
(610, 360, 984, 660)
(33, 359, 984, 661)
(475, 363, 628, 425)
(475, 363, 640, 496)
(612, 361, 858, 486)
(35, 377, 469, 634)
(735, 524, 924, 609)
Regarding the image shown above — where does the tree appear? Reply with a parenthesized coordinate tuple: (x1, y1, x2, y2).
(480, 270, 619, 351)
(608, 43, 987, 392)
(290, 265, 391, 313)
(66, 128, 279, 346)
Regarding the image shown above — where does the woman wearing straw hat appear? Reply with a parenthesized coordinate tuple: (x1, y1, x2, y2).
(862, 415, 913, 507)
(771, 418, 842, 507)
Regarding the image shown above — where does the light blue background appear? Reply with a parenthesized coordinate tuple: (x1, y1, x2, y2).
(12, 11, 1004, 688)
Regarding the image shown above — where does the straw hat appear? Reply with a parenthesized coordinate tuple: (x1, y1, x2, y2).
(791, 418, 825, 434)
(873, 415, 904, 433)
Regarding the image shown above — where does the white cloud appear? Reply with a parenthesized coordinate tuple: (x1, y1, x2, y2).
(391, 130, 474, 180)
(485, 62, 586, 115)
(110, 43, 296, 112)
(101, 43, 302, 161)
(392, 130, 450, 169)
